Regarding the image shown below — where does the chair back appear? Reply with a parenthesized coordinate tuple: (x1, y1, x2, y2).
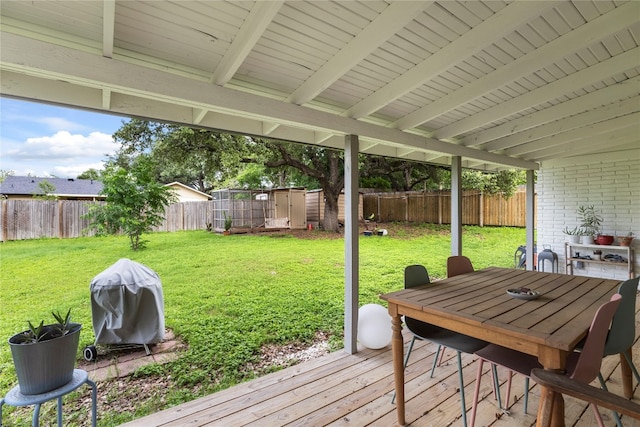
(447, 255, 474, 278)
(603, 277, 639, 356)
(404, 265, 430, 289)
(569, 294, 622, 383)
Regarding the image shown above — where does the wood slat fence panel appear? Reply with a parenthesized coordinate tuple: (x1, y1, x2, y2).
(1, 190, 535, 241)
(363, 190, 535, 227)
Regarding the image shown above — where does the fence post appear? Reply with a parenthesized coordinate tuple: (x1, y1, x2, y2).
(479, 192, 484, 227)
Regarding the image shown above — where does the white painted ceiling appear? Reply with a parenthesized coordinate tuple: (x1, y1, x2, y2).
(1, 1, 639, 171)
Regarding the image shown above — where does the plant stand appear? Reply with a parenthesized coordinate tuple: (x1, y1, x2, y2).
(0, 369, 97, 427)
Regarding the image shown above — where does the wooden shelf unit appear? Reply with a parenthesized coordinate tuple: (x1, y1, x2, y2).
(565, 242, 635, 279)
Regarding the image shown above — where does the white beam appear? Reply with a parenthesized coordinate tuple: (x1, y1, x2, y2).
(343, 1, 555, 119)
(102, 0, 115, 58)
(287, 1, 427, 105)
(391, 1, 638, 130)
(101, 88, 111, 110)
(480, 96, 640, 152)
(0, 32, 539, 170)
(210, 1, 283, 86)
(436, 47, 640, 139)
(463, 77, 640, 147)
(504, 112, 640, 157)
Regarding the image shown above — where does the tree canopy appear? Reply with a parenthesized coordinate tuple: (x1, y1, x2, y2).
(91, 118, 528, 232)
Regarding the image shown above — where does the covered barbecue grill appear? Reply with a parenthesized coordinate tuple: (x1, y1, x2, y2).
(84, 258, 165, 361)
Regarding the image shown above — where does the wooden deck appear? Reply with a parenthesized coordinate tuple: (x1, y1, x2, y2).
(122, 310, 640, 426)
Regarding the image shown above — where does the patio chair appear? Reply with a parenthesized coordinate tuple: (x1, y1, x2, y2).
(447, 255, 474, 278)
(469, 293, 622, 427)
(394, 264, 488, 427)
(530, 369, 640, 425)
(588, 277, 640, 426)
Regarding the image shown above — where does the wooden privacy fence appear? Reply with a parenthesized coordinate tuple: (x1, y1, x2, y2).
(0, 200, 212, 242)
(363, 190, 535, 227)
(1, 190, 534, 241)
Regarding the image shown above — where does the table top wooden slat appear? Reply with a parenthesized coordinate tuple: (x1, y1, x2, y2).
(380, 267, 621, 356)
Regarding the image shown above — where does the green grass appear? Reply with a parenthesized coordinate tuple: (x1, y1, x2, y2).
(0, 224, 525, 425)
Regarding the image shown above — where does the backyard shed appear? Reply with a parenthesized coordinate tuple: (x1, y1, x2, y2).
(306, 190, 363, 229)
(211, 188, 306, 232)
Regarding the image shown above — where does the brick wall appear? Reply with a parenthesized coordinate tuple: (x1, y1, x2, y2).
(537, 149, 639, 280)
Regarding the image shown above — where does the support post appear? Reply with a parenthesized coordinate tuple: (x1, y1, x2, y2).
(344, 134, 359, 354)
(451, 156, 462, 256)
(526, 170, 536, 271)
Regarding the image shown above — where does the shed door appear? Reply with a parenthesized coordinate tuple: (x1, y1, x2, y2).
(289, 190, 306, 229)
(274, 191, 289, 219)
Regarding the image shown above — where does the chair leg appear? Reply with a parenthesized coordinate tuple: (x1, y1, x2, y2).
(430, 344, 443, 378)
(491, 364, 503, 409)
(524, 377, 529, 414)
(404, 337, 417, 369)
(597, 372, 623, 427)
(504, 369, 513, 409)
(470, 359, 484, 427)
(591, 403, 606, 427)
(456, 351, 468, 427)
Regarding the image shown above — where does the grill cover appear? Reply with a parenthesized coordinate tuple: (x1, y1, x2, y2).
(90, 258, 165, 344)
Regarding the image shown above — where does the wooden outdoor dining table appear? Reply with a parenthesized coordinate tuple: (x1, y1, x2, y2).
(379, 267, 624, 427)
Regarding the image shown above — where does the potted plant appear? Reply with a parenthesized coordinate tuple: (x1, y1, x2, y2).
(562, 226, 582, 243)
(8, 309, 81, 395)
(620, 231, 634, 247)
(223, 212, 232, 235)
(577, 205, 602, 244)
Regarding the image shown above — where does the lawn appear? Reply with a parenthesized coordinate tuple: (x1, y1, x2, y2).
(0, 224, 525, 426)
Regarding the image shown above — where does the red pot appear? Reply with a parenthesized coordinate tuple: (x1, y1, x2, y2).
(595, 235, 614, 245)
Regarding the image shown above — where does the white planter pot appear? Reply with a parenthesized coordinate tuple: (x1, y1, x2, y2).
(581, 235, 594, 244)
(567, 235, 580, 243)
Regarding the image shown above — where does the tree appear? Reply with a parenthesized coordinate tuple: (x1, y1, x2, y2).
(0, 169, 14, 183)
(110, 119, 253, 193)
(360, 156, 447, 191)
(77, 169, 101, 180)
(33, 180, 57, 200)
(85, 157, 177, 250)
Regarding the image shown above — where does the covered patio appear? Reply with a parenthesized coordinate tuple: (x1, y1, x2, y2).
(1, 1, 638, 425)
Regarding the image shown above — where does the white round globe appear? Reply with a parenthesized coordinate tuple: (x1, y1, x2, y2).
(357, 304, 392, 349)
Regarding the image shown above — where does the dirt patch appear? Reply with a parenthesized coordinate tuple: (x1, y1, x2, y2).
(3, 331, 332, 426)
(281, 222, 449, 240)
(243, 331, 331, 375)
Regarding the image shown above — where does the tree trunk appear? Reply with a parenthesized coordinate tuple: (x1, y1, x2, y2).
(323, 189, 340, 232)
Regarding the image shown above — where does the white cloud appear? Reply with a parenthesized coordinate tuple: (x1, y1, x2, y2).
(7, 131, 119, 160)
(39, 116, 85, 133)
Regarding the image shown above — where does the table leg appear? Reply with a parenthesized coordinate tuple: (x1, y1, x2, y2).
(536, 347, 567, 427)
(536, 386, 565, 427)
(620, 348, 633, 399)
(391, 312, 405, 426)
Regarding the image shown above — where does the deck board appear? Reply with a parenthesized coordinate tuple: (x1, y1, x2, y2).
(121, 295, 640, 427)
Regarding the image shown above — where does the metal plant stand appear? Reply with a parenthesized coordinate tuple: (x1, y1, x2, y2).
(0, 369, 97, 427)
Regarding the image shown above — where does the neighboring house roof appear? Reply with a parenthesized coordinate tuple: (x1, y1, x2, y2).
(0, 176, 104, 199)
(165, 182, 212, 201)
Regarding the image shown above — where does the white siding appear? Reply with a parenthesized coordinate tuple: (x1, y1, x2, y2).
(537, 149, 639, 280)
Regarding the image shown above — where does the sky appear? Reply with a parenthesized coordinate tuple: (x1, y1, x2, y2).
(1, 97, 125, 178)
